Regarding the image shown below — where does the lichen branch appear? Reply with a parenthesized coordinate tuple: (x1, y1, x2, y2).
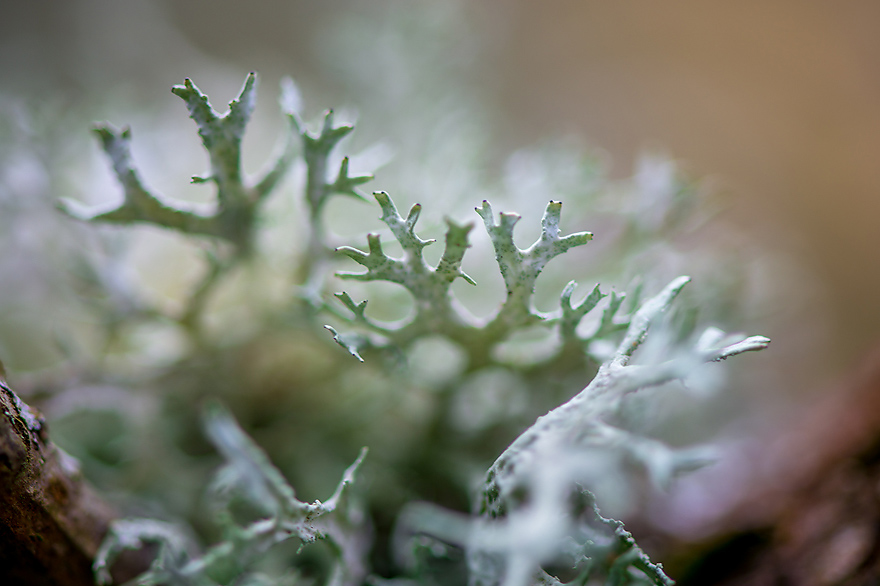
(330, 194, 601, 369)
(464, 276, 769, 585)
(94, 404, 370, 586)
(64, 73, 300, 255)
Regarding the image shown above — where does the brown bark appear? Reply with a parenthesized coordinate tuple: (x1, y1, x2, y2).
(0, 379, 117, 586)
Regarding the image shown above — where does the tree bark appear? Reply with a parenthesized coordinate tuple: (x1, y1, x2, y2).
(0, 379, 117, 586)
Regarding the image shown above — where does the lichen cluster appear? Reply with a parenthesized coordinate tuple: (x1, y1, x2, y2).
(68, 74, 767, 586)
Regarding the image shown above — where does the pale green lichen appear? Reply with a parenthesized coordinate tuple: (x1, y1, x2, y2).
(63, 73, 300, 254)
(476, 199, 592, 325)
(76, 74, 771, 586)
(331, 194, 610, 369)
(66, 73, 372, 332)
(479, 277, 769, 518)
(295, 107, 372, 290)
(94, 403, 369, 586)
(389, 277, 768, 586)
(330, 191, 769, 585)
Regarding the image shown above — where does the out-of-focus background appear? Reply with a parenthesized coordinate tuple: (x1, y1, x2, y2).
(3, 0, 877, 387)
